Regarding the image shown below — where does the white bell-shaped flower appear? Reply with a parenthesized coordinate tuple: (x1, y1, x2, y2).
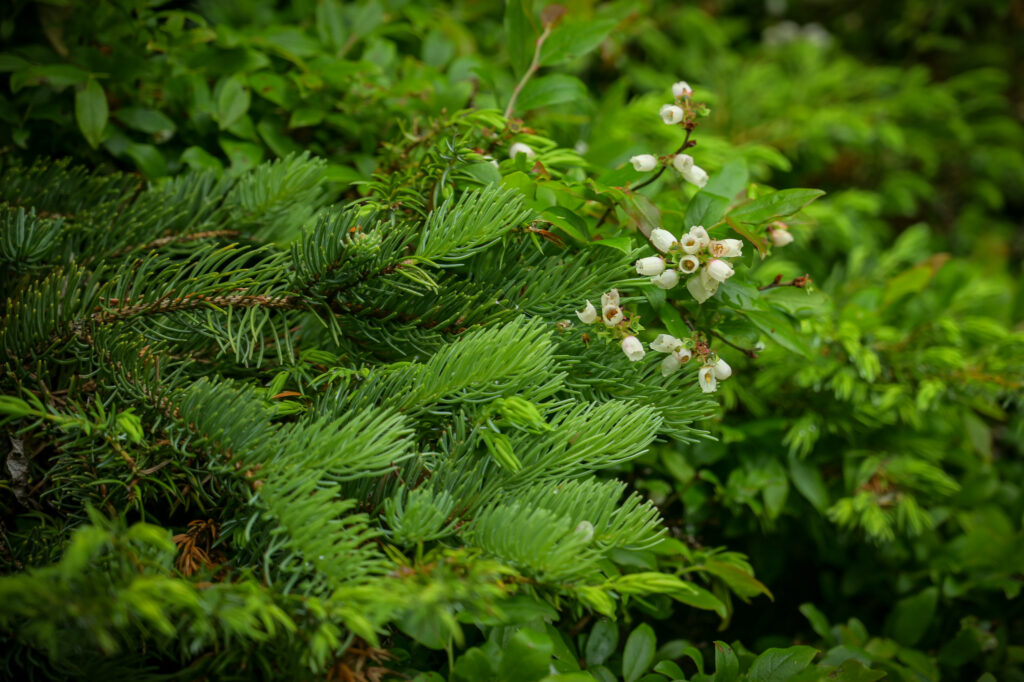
(621, 335, 645, 362)
(688, 226, 711, 249)
(601, 289, 620, 309)
(678, 254, 700, 274)
(651, 269, 679, 289)
(660, 353, 681, 377)
(680, 233, 701, 254)
(672, 80, 693, 99)
(660, 104, 684, 125)
(674, 155, 709, 188)
(509, 142, 536, 160)
(650, 334, 683, 353)
(686, 274, 718, 304)
(709, 238, 743, 258)
(675, 347, 693, 364)
(698, 365, 718, 393)
(602, 304, 623, 327)
(635, 256, 666, 276)
(576, 300, 597, 324)
(630, 154, 658, 172)
(770, 226, 794, 247)
(705, 258, 735, 283)
(650, 228, 678, 253)
(712, 357, 732, 380)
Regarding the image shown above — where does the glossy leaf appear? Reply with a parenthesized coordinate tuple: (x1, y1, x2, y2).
(75, 78, 107, 149)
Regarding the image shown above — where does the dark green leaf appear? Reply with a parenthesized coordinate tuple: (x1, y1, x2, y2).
(684, 191, 729, 229)
(540, 19, 616, 66)
(124, 143, 167, 178)
(498, 628, 554, 682)
(504, 0, 534, 78)
(789, 454, 830, 512)
(670, 582, 728, 619)
(113, 107, 175, 136)
(585, 620, 618, 667)
(826, 660, 887, 682)
(623, 623, 656, 682)
(738, 308, 812, 358)
(180, 146, 224, 173)
(713, 640, 739, 682)
(75, 78, 107, 149)
(542, 206, 589, 242)
(746, 646, 817, 682)
(885, 587, 938, 647)
(217, 75, 251, 130)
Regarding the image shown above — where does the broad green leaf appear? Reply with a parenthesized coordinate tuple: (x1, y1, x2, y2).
(514, 74, 588, 113)
(542, 206, 589, 242)
(703, 560, 773, 600)
(685, 191, 729, 229)
(738, 308, 812, 358)
(703, 158, 749, 199)
(729, 188, 825, 224)
(725, 216, 768, 259)
(219, 137, 264, 171)
(585, 620, 618, 667)
(826, 660, 887, 682)
(250, 71, 292, 107)
(12, 63, 88, 92)
(885, 587, 938, 647)
(590, 237, 632, 254)
(452, 647, 495, 681)
(746, 646, 817, 682)
(114, 107, 175, 136)
(540, 19, 616, 66)
(257, 118, 302, 157)
(75, 78, 108, 149)
(125, 143, 167, 178)
(498, 628, 554, 682)
(504, 0, 534, 77)
(623, 623, 656, 682)
(713, 641, 739, 682)
(288, 107, 325, 129)
(315, 0, 347, 51)
(653, 661, 685, 679)
(0, 54, 29, 71)
(882, 264, 934, 307)
(799, 603, 835, 646)
(788, 453, 829, 512)
(217, 75, 251, 130)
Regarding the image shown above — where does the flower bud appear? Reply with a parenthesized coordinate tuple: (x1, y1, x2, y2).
(601, 289, 620, 309)
(678, 254, 700, 274)
(635, 256, 665, 276)
(650, 334, 683, 353)
(688, 226, 710, 249)
(712, 357, 732, 380)
(705, 258, 735, 283)
(509, 142, 536, 160)
(660, 353, 681, 377)
(574, 520, 595, 543)
(672, 80, 693, 99)
(709, 238, 743, 258)
(650, 268, 679, 289)
(659, 104, 684, 125)
(686, 274, 718, 304)
(602, 305, 623, 327)
(698, 365, 718, 393)
(673, 153, 694, 172)
(650, 228, 678, 253)
(679, 162, 709, 188)
(630, 154, 658, 172)
(576, 300, 597, 324)
(621, 335, 645, 362)
(769, 225, 794, 247)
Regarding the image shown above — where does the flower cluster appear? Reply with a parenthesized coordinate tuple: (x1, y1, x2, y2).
(634, 225, 742, 304)
(648, 333, 733, 393)
(628, 80, 709, 188)
(577, 289, 646, 364)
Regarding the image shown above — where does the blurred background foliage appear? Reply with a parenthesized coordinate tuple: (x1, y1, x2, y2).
(1, 0, 1022, 680)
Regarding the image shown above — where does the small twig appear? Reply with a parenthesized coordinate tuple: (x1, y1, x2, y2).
(593, 127, 696, 233)
(503, 24, 554, 120)
(758, 274, 812, 291)
(711, 330, 759, 359)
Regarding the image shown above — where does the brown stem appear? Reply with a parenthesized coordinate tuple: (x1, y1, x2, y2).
(593, 127, 696, 234)
(503, 24, 554, 120)
(111, 230, 242, 258)
(758, 274, 812, 291)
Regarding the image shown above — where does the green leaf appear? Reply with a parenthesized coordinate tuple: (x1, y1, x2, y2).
(504, 0, 534, 78)
(124, 143, 167, 178)
(590, 237, 632, 254)
(180, 146, 224, 173)
(113, 107, 175, 136)
(585, 620, 618, 667)
(0, 54, 30, 72)
(219, 137, 264, 172)
(453, 647, 496, 681)
(670, 582, 728, 619)
(799, 603, 834, 645)
(737, 308, 811, 358)
(788, 453, 829, 512)
(827, 660, 887, 682)
(217, 75, 251, 130)
(623, 623, 656, 682)
(514, 74, 588, 113)
(703, 560, 773, 601)
(288, 107, 325, 129)
(746, 646, 817, 682)
(729, 189, 825, 224)
(653, 660, 686, 679)
(498, 628, 554, 682)
(684, 191, 729, 229)
(542, 206, 589, 242)
(75, 78, 108, 149)
(713, 641, 739, 682)
(540, 19, 616, 66)
(885, 587, 938, 647)
(315, 0, 347, 51)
